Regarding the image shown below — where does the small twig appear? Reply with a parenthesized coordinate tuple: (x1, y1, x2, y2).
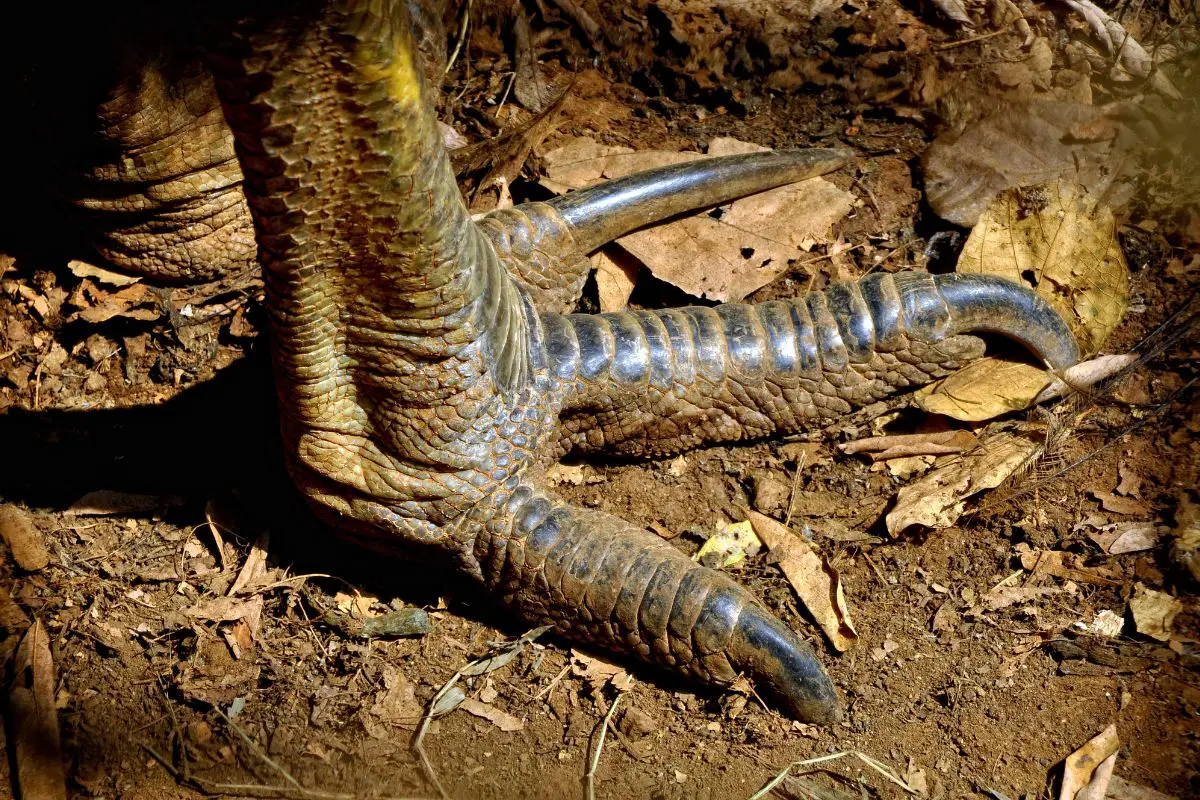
(585, 693, 624, 800)
(532, 663, 572, 701)
(444, 0, 472, 75)
(783, 450, 808, 530)
(935, 23, 1017, 50)
(749, 750, 918, 800)
(214, 706, 304, 791)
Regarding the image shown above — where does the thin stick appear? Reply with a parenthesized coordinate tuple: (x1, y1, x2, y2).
(586, 693, 624, 800)
(532, 663, 572, 701)
(444, 0, 472, 75)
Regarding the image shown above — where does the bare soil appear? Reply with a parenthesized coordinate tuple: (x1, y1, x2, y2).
(1, 1, 1198, 799)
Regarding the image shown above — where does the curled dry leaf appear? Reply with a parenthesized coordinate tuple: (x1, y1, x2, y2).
(1060, 725, 1119, 800)
(957, 180, 1130, 358)
(1128, 584, 1182, 641)
(460, 698, 525, 732)
(0, 505, 50, 571)
(7, 621, 68, 800)
(746, 509, 858, 652)
(886, 429, 1041, 534)
(541, 136, 853, 302)
(66, 259, 140, 287)
(1087, 522, 1161, 555)
(840, 429, 978, 459)
(1019, 550, 1122, 586)
(571, 650, 634, 692)
(592, 249, 639, 312)
(1060, 0, 1181, 99)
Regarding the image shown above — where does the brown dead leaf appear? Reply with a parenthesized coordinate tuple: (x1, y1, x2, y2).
(886, 430, 1040, 534)
(184, 595, 264, 624)
(1171, 493, 1200, 584)
(1019, 550, 1122, 586)
(1060, 725, 1119, 800)
(1128, 584, 1182, 641)
(746, 510, 858, 651)
(571, 650, 633, 692)
(982, 585, 1063, 610)
(1093, 491, 1151, 517)
(0, 505, 50, 571)
(66, 490, 186, 516)
(66, 259, 140, 287)
(840, 429, 978, 458)
(541, 136, 853, 302)
(915, 358, 1054, 422)
(958, 180, 1130, 357)
(0, 583, 31, 632)
(228, 529, 270, 596)
(460, 698, 526, 732)
(924, 101, 1138, 228)
(1087, 522, 1161, 554)
(593, 249, 639, 312)
(371, 664, 423, 729)
(6, 621, 68, 800)
(512, 7, 554, 113)
(74, 284, 159, 324)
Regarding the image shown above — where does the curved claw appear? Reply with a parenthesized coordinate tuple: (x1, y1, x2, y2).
(932, 273, 1081, 370)
(726, 603, 842, 724)
(548, 149, 855, 253)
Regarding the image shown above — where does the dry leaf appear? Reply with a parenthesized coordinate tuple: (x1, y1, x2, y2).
(958, 181, 1130, 357)
(66, 259, 140, 287)
(371, 665, 423, 728)
(66, 490, 186, 516)
(915, 358, 1053, 421)
(184, 595, 264, 624)
(746, 510, 858, 651)
(1034, 354, 1140, 404)
(1060, 0, 1181, 98)
(541, 136, 853, 302)
(593, 249, 639, 312)
(982, 585, 1062, 610)
(571, 650, 632, 692)
(1087, 609, 1125, 637)
(1093, 491, 1151, 517)
(886, 430, 1040, 534)
(1019, 550, 1122, 586)
(228, 529, 270, 596)
(460, 698, 525, 732)
(1128, 584, 1181, 641)
(840, 430, 978, 459)
(1061, 725, 1119, 800)
(1087, 522, 1161, 554)
(1171, 493, 1200, 584)
(0, 505, 50, 571)
(1105, 776, 1178, 800)
(6, 621, 67, 800)
(924, 102, 1137, 228)
(695, 519, 761, 568)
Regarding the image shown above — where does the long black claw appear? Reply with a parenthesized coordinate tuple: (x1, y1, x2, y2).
(549, 149, 855, 253)
(726, 604, 842, 724)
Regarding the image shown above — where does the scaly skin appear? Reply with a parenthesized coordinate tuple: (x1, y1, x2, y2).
(19, 0, 1080, 722)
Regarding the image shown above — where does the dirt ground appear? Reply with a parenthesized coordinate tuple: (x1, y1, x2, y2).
(1, 1, 1198, 798)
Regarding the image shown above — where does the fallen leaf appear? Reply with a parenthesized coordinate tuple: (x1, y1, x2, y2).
(871, 638, 900, 662)
(0, 505, 50, 571)
(982, 585, 1062, 611)
(511, 7, 554, 113)
(1087, 522, 1161, 554)
(66, 490, 186, 516)
(1059, 0, 1180, 98)
(184, 595, 264, 624)
(593, 249, 639, 312)
(840, 430, 978, 458)
(915, 358, 1055, 421)
(746, 510, 858, 651)
(7, 622, 68, 799)
(541, 136, 853, 302)
(1170, 493, 1200, 583)
(1128, 584, 1182, 641)
(571, 650, 632, 692)
(1060, 725, 1119, 800)
(1093, 491, 1151, 517)
(0, 583, 31, 631)
(957, 180, 1130, 358)
(695, 519, 761, 569)
(886, 430, 1040, 534)
(1019, 551, 1122, 586)
(924, 102, 1138, 228)
(66, 259, 140, 287)
(228, 529, 271, 595)
(460, 697, 525, 732)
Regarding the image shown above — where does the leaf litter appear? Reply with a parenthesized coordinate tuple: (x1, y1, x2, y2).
(541, 135, 854, 303)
